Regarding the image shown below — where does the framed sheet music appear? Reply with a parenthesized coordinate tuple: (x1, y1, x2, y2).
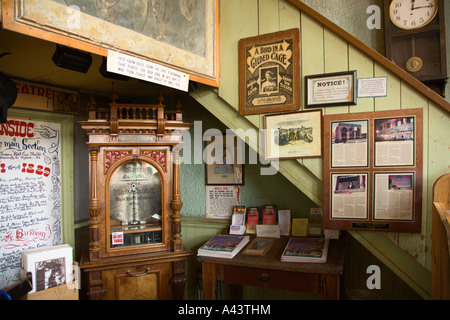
(323, 108, 423, 233)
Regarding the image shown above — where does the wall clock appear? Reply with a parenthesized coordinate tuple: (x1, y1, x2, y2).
(389, 0, 438, 30)
(384, 0, 447, 96)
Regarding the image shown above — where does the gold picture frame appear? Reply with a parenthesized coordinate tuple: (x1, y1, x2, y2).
(1, 0, 219, 86)
(264, 110, 323, 160)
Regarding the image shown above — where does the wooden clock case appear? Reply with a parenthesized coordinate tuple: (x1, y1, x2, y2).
(79, 94, 193, 300)
(384, 0, 447, 96)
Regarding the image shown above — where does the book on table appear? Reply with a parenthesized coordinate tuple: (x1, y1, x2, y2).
(281, 237, 329, 263)
(197, 235, 250, 259)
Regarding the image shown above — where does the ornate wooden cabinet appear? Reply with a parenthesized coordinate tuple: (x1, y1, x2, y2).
(79, 94, 192, 300)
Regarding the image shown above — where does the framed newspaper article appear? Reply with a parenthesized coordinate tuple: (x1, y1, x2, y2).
(238, 28, 300, 115)
(323, 109, 423, 233)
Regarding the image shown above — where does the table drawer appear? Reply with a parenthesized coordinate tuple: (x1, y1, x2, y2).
(223, 265, 320, 293)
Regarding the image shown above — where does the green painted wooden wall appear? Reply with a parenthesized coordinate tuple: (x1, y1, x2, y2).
(188, 0, 450, 299)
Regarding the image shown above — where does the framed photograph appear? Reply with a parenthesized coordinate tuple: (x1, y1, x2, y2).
(305, 70, 357, 108)
(239, 28, 300, 115)
(264, 110, 322, 160)
(2, 0, 219, 86)
(242, 237, 274, 256)
(204, 134, 244, 185)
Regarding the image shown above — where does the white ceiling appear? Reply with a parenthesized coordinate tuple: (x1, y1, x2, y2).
(0, 29, 175, 100)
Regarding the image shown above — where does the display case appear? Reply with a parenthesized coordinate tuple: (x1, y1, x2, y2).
(79, 94, 192, 300)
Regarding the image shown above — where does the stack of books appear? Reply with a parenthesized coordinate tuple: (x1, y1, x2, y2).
(197, 235, 250, 259)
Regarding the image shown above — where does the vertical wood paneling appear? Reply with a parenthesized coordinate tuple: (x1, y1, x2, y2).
(348, 45, 375, 113)
(425, 102, 450, 270)
(279, 0, 300, 30)
(218, 0, 259, 110)
(374, 63, 401, 111)
(258, 0, 280, 34)
(301, 12, 324, 77)
(323, 27, 349, 116)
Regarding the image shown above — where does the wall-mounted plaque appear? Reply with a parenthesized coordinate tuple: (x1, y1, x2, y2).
(305, 71, 357, 108)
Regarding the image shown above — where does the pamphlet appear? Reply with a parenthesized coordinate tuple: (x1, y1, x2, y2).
(291, 218, 308, 237)
(278, 210, 291, 236)
(246, 207, 260, 234)
(262, 205, 277, 225)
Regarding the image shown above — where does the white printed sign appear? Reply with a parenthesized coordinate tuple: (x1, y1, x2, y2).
(107, 50, 190, 92)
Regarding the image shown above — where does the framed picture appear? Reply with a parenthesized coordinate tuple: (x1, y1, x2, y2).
(242, 237, 274, 256)
(305, 70, 357, 108)
(204, 134, 244, 185)
(264, 110, 322, 160)
(238, 28, 300, 115)
(323, 108, 423, 233)
(2, 0, 219, 86)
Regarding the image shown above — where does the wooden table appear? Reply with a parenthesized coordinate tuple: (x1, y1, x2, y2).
(197, 236, 346, 300)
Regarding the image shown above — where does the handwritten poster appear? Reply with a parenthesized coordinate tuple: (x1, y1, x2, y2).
(0, 118, 62, 289)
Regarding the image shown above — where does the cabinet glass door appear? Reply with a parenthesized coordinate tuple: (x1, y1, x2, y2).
(109, 160, 163, 248)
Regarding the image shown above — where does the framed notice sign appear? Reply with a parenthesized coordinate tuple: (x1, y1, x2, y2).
(306, 71, 357, 108)
(323, 108, 423, 233)
(239, 28, 300, 115)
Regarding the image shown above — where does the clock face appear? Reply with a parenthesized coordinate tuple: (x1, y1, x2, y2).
(390, 0, 438, 30)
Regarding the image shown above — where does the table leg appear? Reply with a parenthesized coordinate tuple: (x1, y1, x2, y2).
(202, 262, 216, 300)
(320, 274, 340, 300)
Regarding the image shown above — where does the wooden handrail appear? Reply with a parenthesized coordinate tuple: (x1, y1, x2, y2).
(285, 0, 450, 113)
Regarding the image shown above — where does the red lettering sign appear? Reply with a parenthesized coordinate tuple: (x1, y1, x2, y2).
(0, 120, 34, 138)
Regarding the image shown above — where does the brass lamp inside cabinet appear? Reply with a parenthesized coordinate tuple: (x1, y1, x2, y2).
(79, 94, 192, 300)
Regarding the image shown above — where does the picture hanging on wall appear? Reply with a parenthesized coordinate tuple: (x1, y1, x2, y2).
(239, 28, 301, 115)
(3, 0, 219, 86)
(264, 110, 322, 160)
(322, 108, 423, 233)
(204, 133, 244, 185)
(305, 70, 357, 108)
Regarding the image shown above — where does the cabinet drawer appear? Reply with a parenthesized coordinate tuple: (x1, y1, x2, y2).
(223, 265, 320, 293)
(103, 262, 172, 300)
